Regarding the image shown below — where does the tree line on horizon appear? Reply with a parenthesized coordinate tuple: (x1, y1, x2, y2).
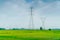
(0, 27, 52, 31)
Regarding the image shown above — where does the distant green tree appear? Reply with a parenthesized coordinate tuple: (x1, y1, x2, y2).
(20, 28, 25, 30)
(40, 27, 43, 30)
(48, 28, 51, 31)
(0, 28, 5, 30)
(12, 28, 20, 30)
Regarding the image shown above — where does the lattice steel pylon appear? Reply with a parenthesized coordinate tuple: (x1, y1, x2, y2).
(29, 7, 34, 29)
(40, 17, 46, 29)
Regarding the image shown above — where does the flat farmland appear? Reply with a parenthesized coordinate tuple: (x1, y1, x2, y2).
(0, 30, 60, 40)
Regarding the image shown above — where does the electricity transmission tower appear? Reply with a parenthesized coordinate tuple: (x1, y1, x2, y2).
(40, 17, 46, 29)
(27, 0, 56, 29)
(29, 7, 34, 29)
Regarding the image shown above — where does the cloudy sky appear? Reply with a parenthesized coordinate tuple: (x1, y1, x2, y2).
(0, 0, 60, 29)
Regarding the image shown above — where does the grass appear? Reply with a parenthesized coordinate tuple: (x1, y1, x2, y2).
(0, 30, 60, 40)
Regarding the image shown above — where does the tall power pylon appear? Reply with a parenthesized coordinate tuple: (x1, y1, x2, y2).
(40, 17, 46, 29)
(29, 7, 34, 29)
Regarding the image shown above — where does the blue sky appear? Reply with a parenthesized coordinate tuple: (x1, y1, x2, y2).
(0, 0, 60, 29)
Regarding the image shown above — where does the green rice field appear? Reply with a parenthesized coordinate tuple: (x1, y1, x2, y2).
(0, 30, 60, 40)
